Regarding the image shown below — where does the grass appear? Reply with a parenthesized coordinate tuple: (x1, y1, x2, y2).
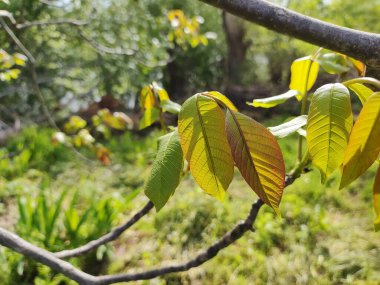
(0, 125, 379, 285)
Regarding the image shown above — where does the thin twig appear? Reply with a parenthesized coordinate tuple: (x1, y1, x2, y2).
(17, 19, 89, 29)
(55, 201, 154, 259)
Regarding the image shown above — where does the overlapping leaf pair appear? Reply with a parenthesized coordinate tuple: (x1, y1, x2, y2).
(145, 92, 286, 214)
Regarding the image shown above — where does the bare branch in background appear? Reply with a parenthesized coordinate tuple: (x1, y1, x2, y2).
(17, 19, 89, 29)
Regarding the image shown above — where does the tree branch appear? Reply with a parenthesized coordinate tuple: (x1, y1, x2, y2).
(55, 201, 154, 259)
(199, 0, 380, 70)
(0, 199, 264, 284)
(0, 227, 98, 285)
(95, 199, 264, 284)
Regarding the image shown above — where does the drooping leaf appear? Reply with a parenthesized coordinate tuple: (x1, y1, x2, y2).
(289, 56, 319, 100)
(139, 108, 159, 130)
(160, 99, 181, 114)
(307, 83, 352, 183)
(340, 93, 380, 188)
(268, 115, 307, 138)
(140, 86, 156, 110)
(225, 110, 285, 214)
(178, 94, 234, 199)
(248, 90, 299, 108)
(144, 130, 183, 211)
(348, 83, 374, 105)
(316, 53, 350, 74)
(202, 91, 238, 111)
(152, 81, 170, 101)
(374, 165, 380, 231)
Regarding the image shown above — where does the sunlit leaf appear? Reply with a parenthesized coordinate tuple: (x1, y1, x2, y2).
(140, 86, 155, 110)
(307, 83, 352, 183)
(317, 53, 350, 74)
(289, 56, 319, 100)
(160, 99, 181, 114)
(13, 53, 27, 66)
(178, 94, 234, 199)
(202, 91, 237, 111)
(340, 93, 380, 188)
(225, 110, 285, 214)
(348, 83, 374, 105)
(348, 57, 366, 77)
(374, 165, 380, 231)
(268, 115, 307, 138)
(144, 130, 183, 211)
(64, 116, 87, 134)
(139, 108, 159, 130)
(248, 90, 299, 108)
(152, 81, 169, 101)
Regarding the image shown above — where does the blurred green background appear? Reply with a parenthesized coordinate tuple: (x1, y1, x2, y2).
(0, 0, 379, 284)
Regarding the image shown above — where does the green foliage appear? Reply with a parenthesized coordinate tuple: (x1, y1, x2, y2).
(144, 130, 183, 211)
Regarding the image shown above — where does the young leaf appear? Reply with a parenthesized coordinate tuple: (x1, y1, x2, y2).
(144, 130, 183, 211)
(140, 86, 156, 109)
(202, 91, 238, 111)
(178, 94, 234, 199)
(289, 56, 319, 100)
(348, 83, 374, 105)
(316, 53, 350, 74)
(225, 110, 285, 214)
(340, 93, 380, 188)
(139, 108, 159, 130)
(160, 99, 181, 114)
(248, 90, 299, 108)
(307, 83, 353, 183)
(374, 165, 380, 231)
(268, 115, 307, 138)
(348, 57, 366, 77)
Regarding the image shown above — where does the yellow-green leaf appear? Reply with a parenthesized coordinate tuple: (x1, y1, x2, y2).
(268, 115, 307, 138)
(225, 110, 285, 214)
(307, 83, 353, 183)
(139, 108, 159, 130)
(178, 94, 234, 199)
(160, 99, 181, 114)
(289, 56, 319, 100)
(248, 90, 299, 108)
(340, 92, 380, 188)
(348, 83, 374, 105)
(374, 165, 380, 231)
(202, 91, 237, 111)
(144, 130, 183, 211)
(140, 86, 155, 110)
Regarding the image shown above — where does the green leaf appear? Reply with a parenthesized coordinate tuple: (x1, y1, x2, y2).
(374, 165, 380, 231)
(144, 130, 183, 211)
(248, 90, 299, 108)
(202, 91, 238, 111)
(307, 83, 353, 183)
(178, 94, 234, 199)
(268, 115, 307, 138)
(317, 53, 350, 74)
(348, 83, 374, 105)
(160, 99, 181, 114)
(289, 56, 319, 100)
(340, 93, 380, 188)
(139, 108, 159, 130)
(225, 110, 285, 214)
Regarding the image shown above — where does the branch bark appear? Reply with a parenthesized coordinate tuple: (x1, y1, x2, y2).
(199, 0, 380, 72)
(55, 201, 154, 259)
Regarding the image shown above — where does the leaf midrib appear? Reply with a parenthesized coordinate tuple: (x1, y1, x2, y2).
(195, 95, 221, 192)
(228, 110, 269, 206)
